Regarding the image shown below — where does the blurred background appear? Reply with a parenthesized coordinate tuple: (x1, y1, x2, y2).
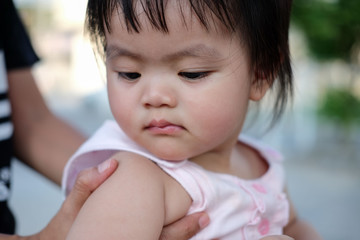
(9, 0, 360, 239)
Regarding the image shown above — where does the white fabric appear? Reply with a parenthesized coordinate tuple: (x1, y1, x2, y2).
(62, 120, 289, 239)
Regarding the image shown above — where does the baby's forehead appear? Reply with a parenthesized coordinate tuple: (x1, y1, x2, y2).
(109, 0, 234, 36)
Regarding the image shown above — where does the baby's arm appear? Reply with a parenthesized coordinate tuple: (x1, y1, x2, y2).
(283, 189, 323, 239)
(66, 152, 191, 240)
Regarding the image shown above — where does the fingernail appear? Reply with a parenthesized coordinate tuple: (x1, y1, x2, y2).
(199, 214, 210, 229)
(98, 159, 111, 173)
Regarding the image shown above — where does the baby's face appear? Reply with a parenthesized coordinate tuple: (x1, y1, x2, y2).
(105, 1, 266, 161)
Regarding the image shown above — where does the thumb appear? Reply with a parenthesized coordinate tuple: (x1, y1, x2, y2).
(260, 235, 294, 240)
(38, 159, 118, 240)
(63, 158, 118, 217)
(159, 212, 209, 240)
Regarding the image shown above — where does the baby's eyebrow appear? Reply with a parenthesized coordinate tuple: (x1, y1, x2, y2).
(106, 43, 222, 61)
(165, 44, 222, 60)
(106, 45, 141, 60)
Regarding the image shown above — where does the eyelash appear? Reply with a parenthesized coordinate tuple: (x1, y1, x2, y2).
(118, 72, 141, 81)
(178, 72, 210, 80)
(117, 71, 210, 82)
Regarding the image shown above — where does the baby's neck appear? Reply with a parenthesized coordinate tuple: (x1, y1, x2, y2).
(189, 139, 238, 174)
(190, 150, 233, 174)
(189, 141, 269, 180)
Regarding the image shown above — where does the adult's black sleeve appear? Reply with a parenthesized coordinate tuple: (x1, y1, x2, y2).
(1, 0, 40, 70)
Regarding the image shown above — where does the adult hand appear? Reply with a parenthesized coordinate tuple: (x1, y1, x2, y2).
(260, 235, 294, 240)
(0, 158, 118, 240)
(42, 158, 208, 240)
(0, 158, 209, 240)
(159, 212, 210, 240)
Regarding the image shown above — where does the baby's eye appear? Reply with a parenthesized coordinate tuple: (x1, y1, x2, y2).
(118, 72, 141, 81)
(178, 72, 210, 80)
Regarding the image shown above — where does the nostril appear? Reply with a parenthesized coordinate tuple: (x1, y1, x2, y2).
(142, 92, 177, 108)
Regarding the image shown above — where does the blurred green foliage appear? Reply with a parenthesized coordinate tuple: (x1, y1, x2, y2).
(318, 88, 360, 127)
(291, 0, 360, 61)
(292, 0, 360, 128)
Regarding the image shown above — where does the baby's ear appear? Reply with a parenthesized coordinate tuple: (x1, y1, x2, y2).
(249, 71, 271, 101)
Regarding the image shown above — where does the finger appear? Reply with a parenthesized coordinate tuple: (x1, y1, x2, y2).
(159, 212, 209, 240)
(279, 236, 294, 240)
(63, 158, 118, 215)
(38, 159, 118, 240)
(260, 235, 294, 240)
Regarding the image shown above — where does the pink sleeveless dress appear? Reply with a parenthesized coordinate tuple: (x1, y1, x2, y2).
(62, 120, 289, 240)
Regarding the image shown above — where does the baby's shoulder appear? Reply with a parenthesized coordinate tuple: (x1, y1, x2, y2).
(112, 151, 157, 168)
(239, 134, 284, 162)
(112, 151, 170, 185)
(113, 151, 192, 225)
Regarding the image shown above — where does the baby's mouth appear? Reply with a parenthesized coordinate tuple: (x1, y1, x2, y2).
(145, 119, 184, 134)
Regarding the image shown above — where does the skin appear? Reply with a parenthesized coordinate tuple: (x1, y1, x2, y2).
(0, 158, 118, 240)
(1, 67, 205, 239)
(8, 67, 85, 185)
(67, 1, 322, 239)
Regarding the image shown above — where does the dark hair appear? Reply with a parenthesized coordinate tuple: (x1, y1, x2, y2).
(85, 0, 293, 122)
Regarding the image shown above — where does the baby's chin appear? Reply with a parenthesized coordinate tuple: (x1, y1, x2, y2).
(149, 149, 191, 162)
(134, 137, 196, 161)
(155, 154, 189, 162)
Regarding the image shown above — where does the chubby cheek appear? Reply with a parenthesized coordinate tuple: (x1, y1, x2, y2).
(107, 82, 135, 131)
(191, 101, 244, 141)
(189, 84, 250, 143)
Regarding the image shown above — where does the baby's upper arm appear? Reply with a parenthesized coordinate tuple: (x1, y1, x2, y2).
(67, 151, 188, 240)
(283, 188, 322, 239)
(283, 188, 297, 225)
